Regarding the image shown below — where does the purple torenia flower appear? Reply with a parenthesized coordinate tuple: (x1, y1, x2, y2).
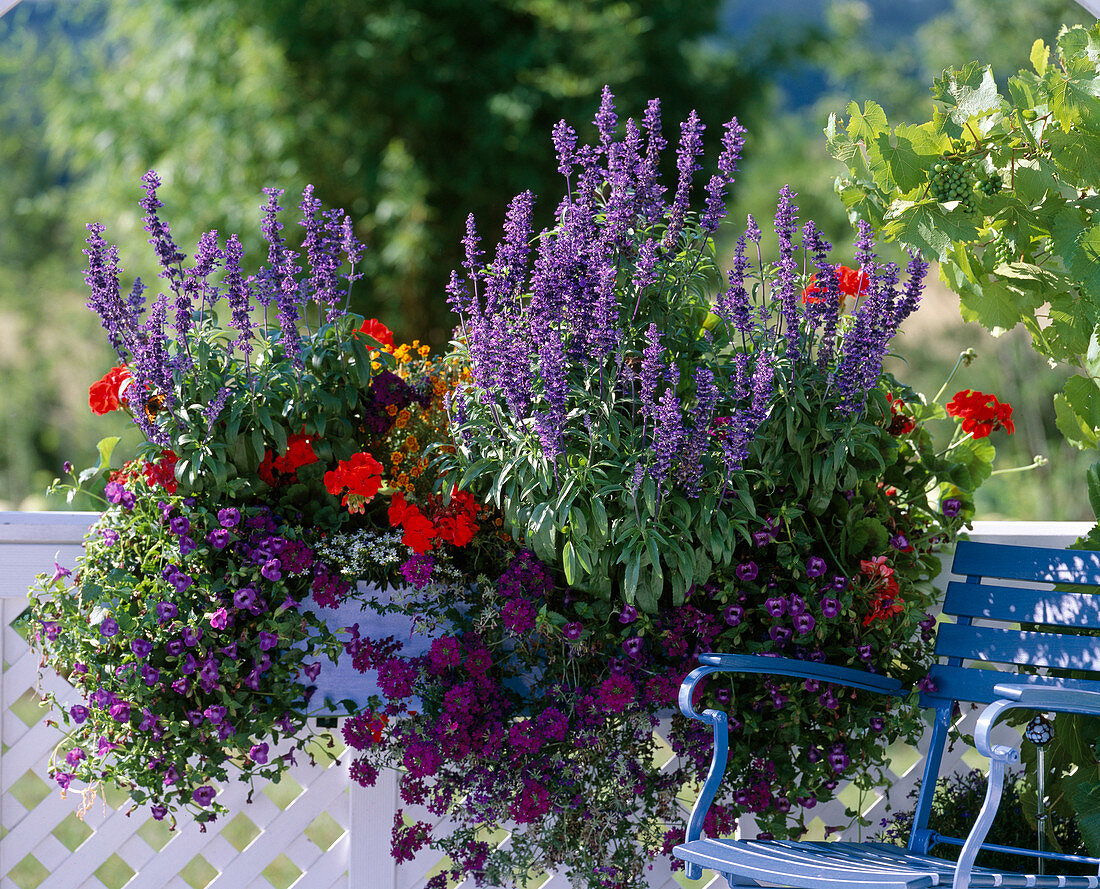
(735, 561, 758, 582)
(69, 705, 89, 724)
(169, 516, 190, 536)
(622, 637, 644, 658)
(193, 785, 217, 807)
(250, 743, 269, 765)
(182, 626, 203, 647)
(99, 617, 119, 637)
(261, 559, 282, 582)
(793, 613, 816, 635)
(218, 507, 240, 528)
(724, 605, 744, 627)
(563, 621, 583, 641)
(130, 638, 153, 658)
(207, 528, 231, 550)
(156, 601, 178, 623)
(806, 557, 828, 578)
(942, 498, 962, 518)
(618, 604, 638, 624)
(764, 597, 787, 618)
(109, 702, 131, 722)
(258, 632, 278, 651)
(233, 587, 257, 610)
(141, 665, 160, 687)
(209, 608, 229, 630)
(820, 598, 841, 618)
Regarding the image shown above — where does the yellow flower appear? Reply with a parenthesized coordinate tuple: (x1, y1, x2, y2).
(404, 435, 419, 452)
(391, 451, 404, 465)
(418, 344, 431, 358)
(386, 404, 398, 417)
(395, 409, 411, 429)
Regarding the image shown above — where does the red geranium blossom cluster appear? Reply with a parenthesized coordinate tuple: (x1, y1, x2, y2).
(259, 433, 319, 486)
(946, 390, 1015, 438)
(88, 366, 131, 415)
(388, 489, 480, 554)
(107, 449, 179, 494)
(860, 556, 903, 626)
(801, 264, 868, 308)
(357, 318, 396, 351)
(324, 452, 384, 513)
(886, 393, 915, 436)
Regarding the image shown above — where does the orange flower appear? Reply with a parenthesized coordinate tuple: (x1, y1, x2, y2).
(89, 366, 132, 415)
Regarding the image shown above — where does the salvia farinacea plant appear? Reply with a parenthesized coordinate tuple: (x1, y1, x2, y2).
(443, 87, 928, 611)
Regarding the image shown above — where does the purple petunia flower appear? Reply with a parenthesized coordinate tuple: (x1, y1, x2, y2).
(209, 608, 229, 630)
(99, 617, 119, 637)
(69, 705, 89, 724)
(250, 742, 269, 764)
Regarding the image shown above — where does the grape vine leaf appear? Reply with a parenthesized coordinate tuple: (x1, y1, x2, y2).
(866, 124, 943, 193)
(956, 278, 1040, 333)
(1030, 38, 1050, 77)
(931, 62, 1002, 126)
(845, 100, 888, 143)
(881, 200, 979, 262)
(1073, 224, 1100, 300)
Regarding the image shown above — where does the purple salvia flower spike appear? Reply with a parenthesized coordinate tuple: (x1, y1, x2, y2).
(552, 120, 577, 179)
(773, 186, 802, 361)
(224, 234, 254, 363)
(664, 110, 705, 248)
(84, 223, 135, 360)
(894, 249, 928, 326)
(594, 85, 617, 153)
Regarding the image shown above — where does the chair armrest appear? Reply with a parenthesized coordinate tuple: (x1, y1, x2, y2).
(678, 653, 904, 722)
(973, 683, 1100, 761)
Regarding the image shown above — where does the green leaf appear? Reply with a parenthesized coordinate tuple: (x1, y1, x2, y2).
(866, 123, 943, 193)
(623, 551, 641, 603)
(881, 200, 980, 263)
(1031, 38, 1050, 77)
(96, 436, 121, 471)
(1055, 391, 1100, 449)
(932, 63, 1002, 126)
(1073, 224, 1100, 300)
(1087, 462, 1100, 522)
(956, 278, 1039, 333)
(845, 100, 888, 143)
(1069, 775, 1100, 855)
(562, 541, 579, 586)
(1063, 375, 1100, 436)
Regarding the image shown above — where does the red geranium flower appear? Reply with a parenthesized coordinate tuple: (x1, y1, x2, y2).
(946, 390, 1015, 438)
(325, 452, 383, 513)
(860, 556, 903, 627)
(88, 366, 132, 415)
(357, 318, 395, 350)
(886, 392, 916, 436)
(801, 265, 868, 308)
(143, 450, 178, 493)
(259, 433, 320, 486)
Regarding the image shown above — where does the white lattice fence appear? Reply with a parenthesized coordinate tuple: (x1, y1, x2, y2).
(1, 513, 1092, 889)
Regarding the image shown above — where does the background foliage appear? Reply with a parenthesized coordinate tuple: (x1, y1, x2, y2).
(0, 0, 1096, 519)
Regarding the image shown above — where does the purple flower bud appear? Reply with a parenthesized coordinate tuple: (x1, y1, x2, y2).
(63, 460, 74, 474)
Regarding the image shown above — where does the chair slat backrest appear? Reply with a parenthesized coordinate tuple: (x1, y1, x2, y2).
(923, 541, 1100, 709)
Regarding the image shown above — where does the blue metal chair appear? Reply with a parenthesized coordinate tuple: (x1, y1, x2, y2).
(674, 540, 1100, 888)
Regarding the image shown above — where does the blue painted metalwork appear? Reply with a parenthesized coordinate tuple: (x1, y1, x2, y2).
(672, 541, 1100, 888)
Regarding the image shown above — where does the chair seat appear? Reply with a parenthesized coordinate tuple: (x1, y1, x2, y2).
(674, 839, 1100, 889)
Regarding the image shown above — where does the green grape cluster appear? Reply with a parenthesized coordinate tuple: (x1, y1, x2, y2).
(978, 172, 1003, 196)
(993, 237, 1012, 266)
(929, 156, 977, 207)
